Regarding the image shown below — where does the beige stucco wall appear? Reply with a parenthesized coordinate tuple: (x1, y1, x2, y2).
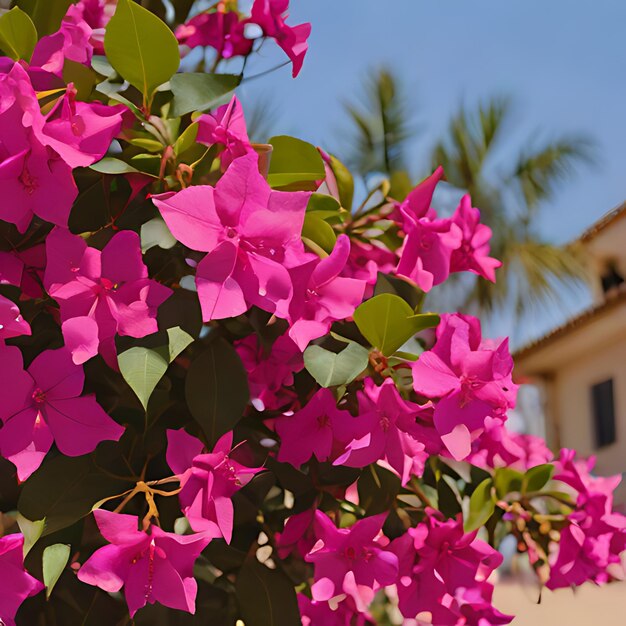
(552, 332, 626, 502)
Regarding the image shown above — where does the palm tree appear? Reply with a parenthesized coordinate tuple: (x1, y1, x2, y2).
(340, 68, 593, 317)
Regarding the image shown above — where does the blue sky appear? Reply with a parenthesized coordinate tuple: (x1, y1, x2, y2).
(235, 0, 626, 341)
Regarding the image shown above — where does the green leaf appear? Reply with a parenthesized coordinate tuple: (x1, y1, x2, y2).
(329, 154, 354, 209)
(465, 478, 496, 532)
(373, 272, 423, 310)
(104, 0, 180, 104)
(170, 73, 240, 117)
(494, 467, 524, 498)
(267, 135, 325, 189)
(358, 465, 401, 515)
(14, 0, 72, 36)
(166, 326, 193, 361)
(62, 60, 98, 100)
(43, 543, 71, 599)
(90, 157, 141, 175)
(524, 463, 555, 494)
(18, 454, 127, 537)
(303, 342, 369, 388)
(118, 328, 192, 410)
(185, 338, 249, 445)
(301, 213, 337, 254)
(118, 347, 168, 411)
(235, 559, 301, 626)
(16, 514, 45, 556)
(173, 122, 199, 156)
(354, 293, 439, 356)
(140, 217, 177, 253)
(0, 7, 37, 61)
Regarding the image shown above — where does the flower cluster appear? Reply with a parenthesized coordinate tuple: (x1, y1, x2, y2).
(0, 1, 624, 624)
(176, 0, 311, 77)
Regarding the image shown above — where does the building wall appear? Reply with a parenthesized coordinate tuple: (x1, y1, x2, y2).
(553, 332, 626, 502)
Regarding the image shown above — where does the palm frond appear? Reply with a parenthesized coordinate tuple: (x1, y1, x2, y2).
(431, 97, 511, 192)
(341, 68, 415, 177)
(512, 136, 595, 211)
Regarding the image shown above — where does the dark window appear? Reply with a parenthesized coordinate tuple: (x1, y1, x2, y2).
(591, 379, 616, 448)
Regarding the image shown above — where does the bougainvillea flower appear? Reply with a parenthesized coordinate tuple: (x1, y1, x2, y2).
(196, 95, 253, 170)
(334, 379, 428, 484)
(30, 8, 93, 76)
(390, 510, 511, 624)
(44, 228, 171, 365)
(166, 429, 262, 542)
(0, 63, 77, 232)
(298, 594, 374, 626)
(0, 345, 123, 480)
(275, 388, 355, 467)
(38, 86, 127, 168)
(153, 153, 310, 321)
(276, 509, 316, 559)
(343, 240, 398, 288)
(67, 0, 117, 54)
(546, 450, 626, 589)
(235, 332, 303, 411)
(250, 0, 311, 77)
(77, 509, 210, 617)
(287, 235, 366, 350)
(0, 534, 44, 626)
(305, 511, 398, 612)
(395, 167, 465, 291)
(396, 216, 461, 292)
(411, 314, 517, 460)
(0, 295, 30, 340)
(176, 10, 253, 58)
(0, 244, 46, 300)
(467, 416, 553, 471)
(397, 166, 444, 225)
(0, 251, 23, 286)
(450, 195, 501, 282)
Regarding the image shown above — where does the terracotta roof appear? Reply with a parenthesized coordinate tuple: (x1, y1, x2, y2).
(577, 200, 626, 243)
(513, 284, 626, 361)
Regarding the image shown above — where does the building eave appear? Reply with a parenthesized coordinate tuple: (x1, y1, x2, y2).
(577, 200, 626, 243)
(513, 285, 626, 370)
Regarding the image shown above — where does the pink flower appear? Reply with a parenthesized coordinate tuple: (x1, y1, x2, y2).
(77, 509, 210, 617)
(0, 295, 30, 339)
(0, 345, 124, 480)
(276, 509, 315, 559)
(0, 533, 44, 626)
(298, 593, 374, 626)
(196, 95, 253, 170)
(275, 388, 354, 467)
(343, 240, 398, 290)
(287, 235, 366, 350)
(30, 7, 93, 76)
(44, 228, 172, 366)
(334, 379, 428, 485)
(547, 450, 626, 589)
(152, 153, 310, 322)
(176, 10, 253, 58)
(390, 511, 511, 625)
(411, 314, 517, 460)
(250, 0, 311, 77)
(395, 168, 462, 292)
(0, 63, 77, 233)
(38, 86, 127, 168)
(166, 429, 262, 543)
(68, 0, 117, 54)
(467, 416, 553, 471)
(235, 332, 303, 411)
(450, 195, 501, 282)
(305, 511, 398, 612)
(0, 245, 46, 300)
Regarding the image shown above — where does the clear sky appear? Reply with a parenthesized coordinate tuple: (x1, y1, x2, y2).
(235, 0, 626, 341)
